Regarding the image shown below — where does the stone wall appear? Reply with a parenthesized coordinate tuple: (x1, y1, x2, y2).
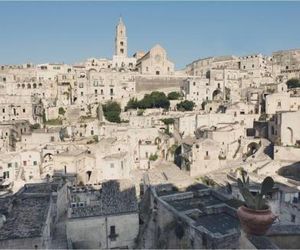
(274, 146, 300, 162)
(135, 76, 184, 92)
(67, 213, 139, 249)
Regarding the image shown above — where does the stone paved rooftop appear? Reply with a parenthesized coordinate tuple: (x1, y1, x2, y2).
(0, 195, 51, 241)
(70, 180, 138, 218)
(23, 183, 59, 194)
(195, 212, 239, 235)
(167, 194, 223, 212)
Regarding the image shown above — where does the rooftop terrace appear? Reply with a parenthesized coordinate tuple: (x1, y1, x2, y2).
(69, 180, 138, 218)
(0, 195, 51, 241)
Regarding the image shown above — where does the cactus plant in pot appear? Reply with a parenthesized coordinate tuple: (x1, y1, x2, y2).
(236, 170, 277, 235)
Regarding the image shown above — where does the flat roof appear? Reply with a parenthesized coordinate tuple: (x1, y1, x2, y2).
(195, 212, 239, 235)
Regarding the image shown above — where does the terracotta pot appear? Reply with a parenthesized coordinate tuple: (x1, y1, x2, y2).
(237, 205, 277, 235)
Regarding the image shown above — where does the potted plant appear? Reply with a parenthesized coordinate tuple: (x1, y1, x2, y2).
(236, 170, 277, 235)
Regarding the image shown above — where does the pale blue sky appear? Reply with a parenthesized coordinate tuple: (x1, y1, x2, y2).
(0, 1, 299, 69)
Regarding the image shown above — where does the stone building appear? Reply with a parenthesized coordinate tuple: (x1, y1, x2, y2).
(272, 48, 300, 74)
(135, 44, 175, 75)
(66, 180, 139, 249)
(265, 92, 300, 115)
(0, 182, 66, 249)
(186, 55, 239, 77)
(140, 179, 240, 249)
(268, 110, 300, 146)
(112, 17, 136, 71)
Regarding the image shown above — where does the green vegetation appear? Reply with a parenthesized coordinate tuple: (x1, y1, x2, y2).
(161, 118, 175, 136)
(176, 100, 195, 111)
(237, 170, 274, 210)
(168, 144, 178, 156)
(286, 78, 300, 89)
(259, 113, 267, 121)
(102, 101, 121, 123)
(198, 176, 217, 187)
(149, 154, 158, 161)
(58, 107, 66, 115)
(125, 91, 170, 110)
(93, 135, 99, 143)
(44, 118, 62, 126)
(161, 118, 174, 125)
(125, 98, 139, 110)
(167, 91, 182, 100)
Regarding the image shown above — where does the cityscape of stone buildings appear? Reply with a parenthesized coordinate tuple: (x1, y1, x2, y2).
(0, 17, 300, 249)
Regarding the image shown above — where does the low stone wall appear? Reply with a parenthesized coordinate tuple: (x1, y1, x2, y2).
(267, 225, 300, 249)
(274, 146, 300, 162)
(135, 76, 184, 92)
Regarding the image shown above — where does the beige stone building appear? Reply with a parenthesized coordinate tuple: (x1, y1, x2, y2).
(66, 180, 139, 249)
(135, 44, 175, 75)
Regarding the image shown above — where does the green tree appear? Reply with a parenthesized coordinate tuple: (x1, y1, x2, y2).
(125, 98, 139, 110)
(149, 154, 158, 161)
(58, 107, 66, 115)
(161, 118, 175, 125)
(286, 78, 300, 89)
(102, 101, 121, 123)
(176, 100, 195, 111)
(126, 91, 170, 110)
(167, 91, 182, 100)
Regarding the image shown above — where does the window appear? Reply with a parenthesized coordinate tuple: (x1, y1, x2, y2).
(23, 161, 27, 166)
(33, 161, 37, 166)
(109, 225, 118, 241)
(291, 214, 296, 223)
(50, 136, 55, 142)
(120, 48, 124, 54)
(94, 89, 98, 95)
(3, 171, 9, 179)
(23, 109, 26, 113)
(271, 126, 275, 135)
(2, 108, 5, 113)
(81, 92, 84, 97)
(110, 88, 114, 95)
(120, 41, 124, 46)
(101, 89, 104, 95)
(7, 163, 12, 168)
(277, 102, 281, 108)
(156, 71, 160, 75)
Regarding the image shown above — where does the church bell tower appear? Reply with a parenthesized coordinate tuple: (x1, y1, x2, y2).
(115, 17, 127, 57)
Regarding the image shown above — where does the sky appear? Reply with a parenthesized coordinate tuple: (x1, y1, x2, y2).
(0, 1, 300, 69)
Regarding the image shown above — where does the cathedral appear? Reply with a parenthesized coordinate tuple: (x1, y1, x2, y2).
(84, 17, 175, 75)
